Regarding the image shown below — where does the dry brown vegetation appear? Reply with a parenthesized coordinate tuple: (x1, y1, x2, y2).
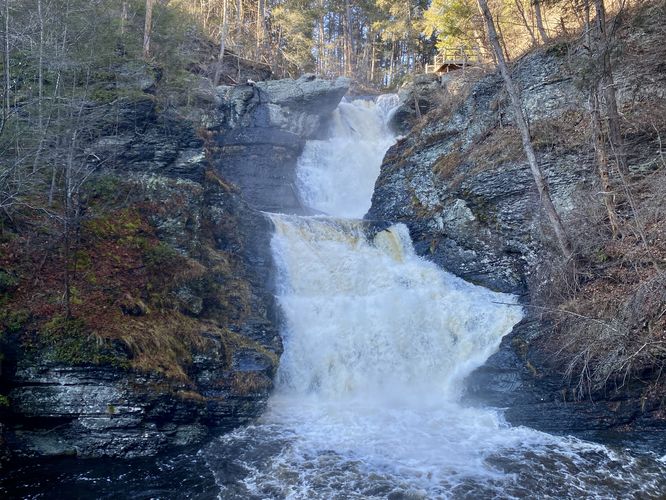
(0, 173, 263, 383)
(406, 0, 666, 398)
(530, 0, 666, 396)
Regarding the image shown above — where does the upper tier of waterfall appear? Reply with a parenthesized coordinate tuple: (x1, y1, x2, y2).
(296, 95, 399, 218)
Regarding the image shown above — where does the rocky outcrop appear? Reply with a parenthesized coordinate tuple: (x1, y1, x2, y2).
(368, 37, 666, 451)
(210, 74, 350, 212)
(0, 64, 282, 458)
(389, 73, 443, 134)
(370, 48, 588, 293)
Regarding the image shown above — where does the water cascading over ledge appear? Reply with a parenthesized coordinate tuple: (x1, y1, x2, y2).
(200, 96, 666, 498)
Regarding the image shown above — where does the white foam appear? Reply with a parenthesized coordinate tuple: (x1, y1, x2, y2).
(206, 95, 666, 499)
(296, 97, 398, 218)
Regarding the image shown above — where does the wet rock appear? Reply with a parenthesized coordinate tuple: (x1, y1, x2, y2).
(211, 76, 350, 212)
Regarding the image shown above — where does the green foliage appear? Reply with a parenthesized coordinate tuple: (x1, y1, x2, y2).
(41, 316, 129, 368)
(0, 271, 18, 293)
(1, 309, 30, 335)
(144, 242, 182, 272)
(423, 0, 479, 49)
(272, 0, 320, 74)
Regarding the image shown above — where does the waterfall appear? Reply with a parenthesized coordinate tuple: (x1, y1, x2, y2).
(206, 96, 666, 499)
(271, 216, 522, 401)
(296, 95, 398, 218)
(276, 95, 522, 403)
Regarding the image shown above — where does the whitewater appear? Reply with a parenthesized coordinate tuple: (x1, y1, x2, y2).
(202, 97, 666, 498)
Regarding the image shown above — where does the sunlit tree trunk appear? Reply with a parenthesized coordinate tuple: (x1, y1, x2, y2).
(143, 0, 154, 58)
(214, 0, 229, 85)
(534, 0, 549, 42)
(515, 0, 538, 46)
(256, 0, 264, 57)
(478, 0, 573, 259)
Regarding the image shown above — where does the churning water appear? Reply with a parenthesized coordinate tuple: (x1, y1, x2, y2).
(5, 97, 666, 499)
(203, 97, 666, 498)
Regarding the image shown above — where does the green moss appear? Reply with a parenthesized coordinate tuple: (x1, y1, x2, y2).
(144, 242, 181, 271)
(0, 395, 9, 407)
(0, 307, 29, 335)
(87, 175, 121, 201)
(40, 316, 129, 368)
(85, 209, 144, 239)
(0, 271, 18, 292)
(90, 86, 154, 104)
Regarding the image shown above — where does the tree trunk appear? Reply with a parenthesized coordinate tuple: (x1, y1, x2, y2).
(370, 35, 376, 83)
(318, 6, 325, 74)
(591, 88, 620, 237)
(344, 0, 354, 76)
(121, 1, 128, 35)
(515, 0, 538, 46)
(594, 0, 627, 174)
(3, 0, 10, 114)
(37, 0, 44, 131)
(495, 13, 511, 61)
(143, 0, 154, 59)
(477, 0, 573, 260)
(214, 0, 229, 86)
(534, 0, 549, 42)
(256, 0, 264, 57)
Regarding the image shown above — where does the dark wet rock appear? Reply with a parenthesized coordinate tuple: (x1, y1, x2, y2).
(210, 75, 350, 212)
(390, 73, 442, 134)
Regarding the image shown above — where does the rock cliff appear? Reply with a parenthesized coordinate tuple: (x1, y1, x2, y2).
(0, 68, 348, 459)
(210, 74, 350, 213)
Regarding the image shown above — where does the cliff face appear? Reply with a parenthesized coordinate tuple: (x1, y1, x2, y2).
(0, 67, 347, 458)
(210, 74, 350, 213)
(369, 4, 666, 450)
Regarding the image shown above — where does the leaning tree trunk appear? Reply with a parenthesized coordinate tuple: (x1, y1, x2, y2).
(534, 0, 549, 42)
(477, 0, 573, 260)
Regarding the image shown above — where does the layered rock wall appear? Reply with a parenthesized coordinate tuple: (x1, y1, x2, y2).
(210, 74, 350, 213)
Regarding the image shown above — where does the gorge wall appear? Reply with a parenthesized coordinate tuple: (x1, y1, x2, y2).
(0, 67, 348, 458)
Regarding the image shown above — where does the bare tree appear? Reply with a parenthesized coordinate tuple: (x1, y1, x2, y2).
(534, 0, 549, 42)
(594, 0, 627, 174)
(213, 0, 229, 85)
(3, 0, 10, 120)
(477, 0, 573, 259)
(515, 0, 538, 46)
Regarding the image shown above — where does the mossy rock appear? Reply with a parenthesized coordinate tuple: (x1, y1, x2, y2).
(39, 316, 130, 368)
(0, 271, 18, 293)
